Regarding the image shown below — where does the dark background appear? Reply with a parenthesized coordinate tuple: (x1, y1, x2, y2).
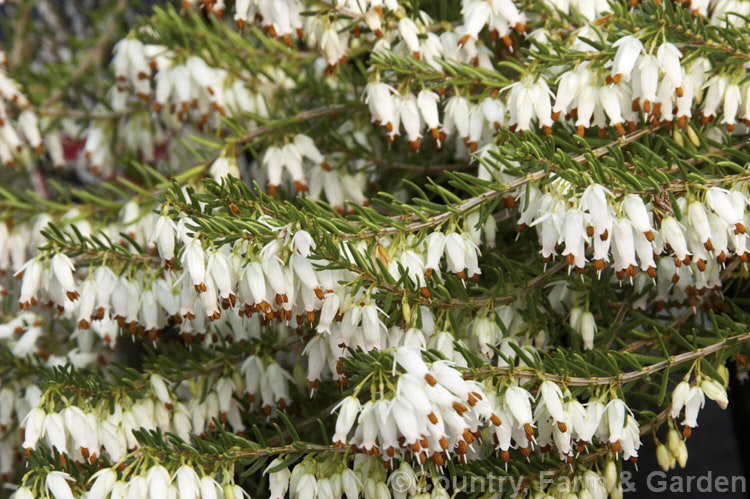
(626, 371, 750, 497)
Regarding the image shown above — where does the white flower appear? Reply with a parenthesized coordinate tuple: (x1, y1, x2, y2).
(532, 80, 554, 133)
(263, 146, 284, 194)
(13, 487, 35, 499)
(424, 232, 446, 278)
(183, 239, 207, 292)
(398, 18, 421, 57)
(341, 469, 360, 499)
(660, 216, 690, 263)
(391, 396, 420, 445)
(417, 90, 441, 144)
(18, 110, 42, 152)
(722, 83, 741, 129)
(575, 85, 597, 135)
(199, 476, 221, 499)
(638, 55, 659, 112)
(51, 253, 78, 301)
(444, 96, 470, 140)
(598, 86, 625, 135)
(539, 381, 567, 429)
(580, 312, 596, 350)
(612, 218, 637, 279)
(175, 465, 200, 499)
(460, 1, 491, 45)
(22, 407, 46, 449)
(88, 469, 117, 499)
(147, 465, 171, 499)
(611, 35, 643, 83)
(553, 70, 579, 118)
(266, 458, 291, 499)
(480, 97, 505, 130)
(394, 345, 429, 378)
(702, 75, 727, 123)
(398, 93, 423, 149)
(18, 258, 42, 309)
(291, 230, 315, 257)
(127, 476, 147, 498)
(45, 471, 75, 499)
(562, 208, 586, 271)
(317, 293, 340, 334)
(622, 194, 653, 240)
(320, 27, 343, 67)
(682, 386, 705, 436)
(291, 254, 323, 299)
(504, 386, 534, 439)
(606, 399, 627, 448)
(656, 42, 684, 94)
(365, 82, 396, 133)
(362, 304, 385, 350)
(706, 187, 745, 232)
(701, 378, 728, 409)
(150, 374, 172, 407)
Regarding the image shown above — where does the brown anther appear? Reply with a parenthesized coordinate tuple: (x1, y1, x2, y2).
(463, 429, 475, 444)
(439, 436, 449, 450)
(452, 401, 468, 415)
(457, 440, 468, 454)
(683, 425, 692, 439)
(523, 422, 534, 440)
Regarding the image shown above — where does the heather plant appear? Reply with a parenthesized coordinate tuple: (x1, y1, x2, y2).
(0, 0, 749, 497)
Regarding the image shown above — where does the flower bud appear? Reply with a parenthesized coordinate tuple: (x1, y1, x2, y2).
(580, 312, 596, 350)
(604, 460, 617, 492)
(676, 439, 688, 468)
(667, 427, 681, 455)
(656, 443, 671, 472)
(717, 364, 730, 387)
(14, 487, 35, 499)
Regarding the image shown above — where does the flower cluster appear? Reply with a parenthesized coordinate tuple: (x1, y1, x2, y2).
(4, 0, 750, 496)
(332, 346, 497, 466)
(509, 177, 749, 287)
(670, 373, 729, 438)
(0, 60, 45, 168)
(266, 453, 403, 499)
(13, 465, 245, 499)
